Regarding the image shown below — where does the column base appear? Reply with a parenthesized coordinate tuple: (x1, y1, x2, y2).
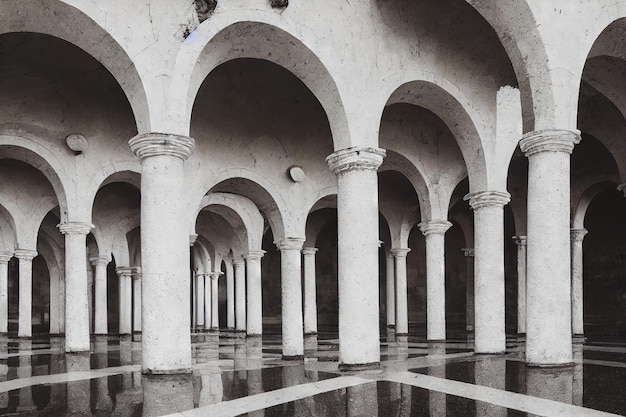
(282, 354, 304, 361)
(304, 331, 318, 336)
(246, 334, 262, 339)
(526, 361, 575, 368)
(119, 334, 132, 341)
(50, 332, 65, 337)
(395, 332, 409, 337)
(427, 339, 446, 343)
(17, 335, 33, 339)
(339, 362, 381, 372)
(133, 332, 142, 342)
(234, 330, 247, 339)
(386, 325, 396, 329)
(517, 333, 526, 342)
(572, 334, 586, 344)
(474, 351, 507, 356)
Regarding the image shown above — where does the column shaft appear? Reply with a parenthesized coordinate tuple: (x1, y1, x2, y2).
(571, 229, 587, 336)
(92, 257, 109, 335)
(197, 274, 206, 328)
(246, 253, 264, 336)
(225, 260, 235, 329)
(392, 249, 409, 335)
(234, 260, 246, 332)
(385, 252, 395, 328)
(16, 250, 36, 338)
(302, 248, 318, 335)
(117, 269, 132, 335)
(133, 271, 142, 333)
(49, 268, 60, 335)
(513, 237, 527, 335)
(204, 274, 211, 330)
(278, 239, 304, 358)
(462, 249, 475, 335)
(0, 255, 10, 334)
(211, 273, 219, 329)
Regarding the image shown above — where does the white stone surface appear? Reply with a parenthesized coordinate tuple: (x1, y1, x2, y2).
(302, 248, 318, 335)
(277, 238, 305, 358)
(385, 252, 395, 328)
(0, 254, 10, 334)
(91, 256, 109, 335)
(571, 229, 588, 336)
(15, 249, 36, 338)
(233, 260, 246, 333)
(224, 260, 235, 330)
(513, 236, 527, 335)
(210, 273, 219, 330)
(245, 252, 264, 336)
(391, 248, 410, 335)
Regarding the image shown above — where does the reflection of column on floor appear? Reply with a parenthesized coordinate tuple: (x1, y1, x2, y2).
(204, 273, 212, 332)
(391, 248, 410, 336)
(94, 336, 113, 414)
(142, 374, 194, 417)
(210, 272, 220, 330)
(224, 258, 235, 330)
(199, 369, 224, 407)
(461, 248, 475, 339)
(513, 236, 527, 338)
(231, 338, 248, 399)
(572, 344, 583, 406)
(346, 383, 378, 416)
(66, 353, 91, 416)
(277, 238, 305, 359)
(399, 383, 412, 416)
(428, 342, 446, 417)
(526, 365, 574, 417)
(304, 333, 318, 359)
(16, 339, 36, 412)
(386, 252, 395, 329)
(302, 247, 318, 335)
(283, 365, 307, 416)
(49, 336, 65, 407)
(0, 253, 10, 334)
(0, 336, 7, 408)
(132, 268, 142, 337)
(246, 337, 263, 414)
(474, 357, 506, 417)
(132, 339, 142, 387)
(120, 337, 133, 389)
(49, 264, 61, 335)
(396, 335, 409, 361)
(15, 249, 37, 338)
(59, 271, 66, 335)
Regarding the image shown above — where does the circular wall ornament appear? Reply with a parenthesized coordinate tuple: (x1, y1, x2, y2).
(66, 134, 88, 154)
(288, 166, 306, 182)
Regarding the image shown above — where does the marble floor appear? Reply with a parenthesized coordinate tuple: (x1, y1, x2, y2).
(0, 331, 625, 416)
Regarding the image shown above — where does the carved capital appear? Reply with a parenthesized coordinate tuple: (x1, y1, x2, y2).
(209, 272, 222, 280)
(232, 258, 246, 267)
(390, 248, 411, 258)
(0, 252, 13, 263)
(189, 234, 198, 246)
(301, 247, 318, 256)
(519, 129, 581, 157)
(129, 133, 195, 161)
(58, 222, 93, 236)
(512, 236, 527, 247)
(464, 190, 510, 211)
(276, 237, 305, 252)
(570, 228, 588, 243)
(326, 147, 386, 175)
(115, 267, 133, 277)
(14, 249, 37, 261)
(617, 183, 626, 197)
(418, 220, 452, 236)
(89, 255, 111, 267)
(461, 248, 475, 257)
(245, 250, 266, 260)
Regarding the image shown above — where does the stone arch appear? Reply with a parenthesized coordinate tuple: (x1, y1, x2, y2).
(0, 1, 149, 132)
(171, 15, 349, 148)
(0, 204, 17, 254)
(572, 178, 620, 230)
(379, 151, 429, 219)
(86, 167, 141, 220)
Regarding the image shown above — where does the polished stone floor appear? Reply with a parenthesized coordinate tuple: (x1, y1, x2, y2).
(0, 331, 625, 416)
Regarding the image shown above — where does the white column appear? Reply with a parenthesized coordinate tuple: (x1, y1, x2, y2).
(302, 247, 318, 335)
(91, 256, 109, 335)
(513, 236, 527, 336)
(419, 220, 452, 341)
(385, 252, 395, 329)
(225, 259, 235, 330)
(0, 254, 10, 334)
(245, 251, 264, 336)
(233, 259, 246, 333)
(277, 238, 305, 359)
(391, 248, 410, 335)
(465, 191, 510, 354)
(132, 268, 142, 334)
(86, 260, 94, 334)
(15, 249, 37, 338)
(49, 267, 60, 335)
(117, 267, 132, 335)
(210, 272, 220, 330)
(327, 147, 385, 370)
(462, 248, 475, 336)
(520, 130, 580, 365)
(129, 132, 194, 373)
(571, 228, 587, 337)
(197, 273, 206, 330)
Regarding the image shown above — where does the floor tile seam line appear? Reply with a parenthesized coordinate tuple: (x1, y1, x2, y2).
(385, 371, 619, 417)
(584, 358, 626, 368)
(165, 375, 376, 417)
(0, 349, 62, 359)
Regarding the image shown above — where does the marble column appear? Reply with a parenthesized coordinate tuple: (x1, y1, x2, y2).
(49, 267, 61, 335)
(132, 268, 142, 335)
(277, 238, 305, 359)
(58, 221, 92, 351)
(117, 267, 133, 335)
(210, 272, 220, 330)
(224, 259, 235, 330)
(520, 129, 580, 365)
(129, 132, 194, 373)
(91, 256, 110, 335)
(245, 251, 264, 336)
(86, 260, 94, 334)
(462, 248, 475, 337)
(203, 273, 211, 331)
(15, 249, 37, 338)
(391, 248, 410, 335)
(0, 254, 10, 334)
(420, 220, 452, 341)
(327, 147, 385, 370)
(513, 236, 527, 337)
(464, 191, 510, 353)
(302, 247, 318, 335)
(233, 259, 246, 333)
(197, 273, 206, 330)
(385, 252, 395, 329)
(571, 228, 588, 338)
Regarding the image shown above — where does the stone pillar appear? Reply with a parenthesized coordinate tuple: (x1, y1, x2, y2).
(49, 268, 60, 335)
(132, 268, 142, 335)
(302, 247, 318, 335)
(277, 238, 305, 359)
(571, 228, 588, 338)
(15, 249, 37, 338)
(419, 220, 452, 341)
(245, 251, 264, 336)
(117, 267, 133, 335)
(390, 248, 410, 335)
(233, 259, 246, 333)
(224, 259, 235, 330)
(520, 129, 580, 365)
(129, 132, 194, 373)
(196, 273, 206, 330)
(326, 147, 385, 370)
(203, 273, 211, 331)
(513, 236, 527, 337)
(461, 248, 475, 337)
(464, 191, 510, 354)
(210, 272, 220, 330)
(91, 256, 110, 335)
(58, 222, 92, 351)
(86, 260, 94, 334)
(0, 254, 10, 334)
(385, 252, 395, 329)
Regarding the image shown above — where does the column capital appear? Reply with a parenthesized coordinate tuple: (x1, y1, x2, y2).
(276, 237, 305, 251)
(245, 250, 266, 260)
(14, 249, 37, 261)
(0, 252, 13, 263)
(130, 267, 142, 277)
(519, 129, 581, 157)
(326, 147, 386, 175)
(129, 132, 195, 161)
(232, 258, 246, 267)
(461, 248, 475, 257)
(209, 272, 222, 280)
(189, 234, 198, 246)
(418, 220, 452, 236)
(570, 228, 588, 243)
(390, 248, 411, 258)
(617, 183, 626, 197)
(512, 236, 527, 246)
(464, 190, 511, 210)
(89, 255, 111, 266)
(301, 247, 318, 256)
(115, 267, 133, 277)
(57, 221, 93, 235)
